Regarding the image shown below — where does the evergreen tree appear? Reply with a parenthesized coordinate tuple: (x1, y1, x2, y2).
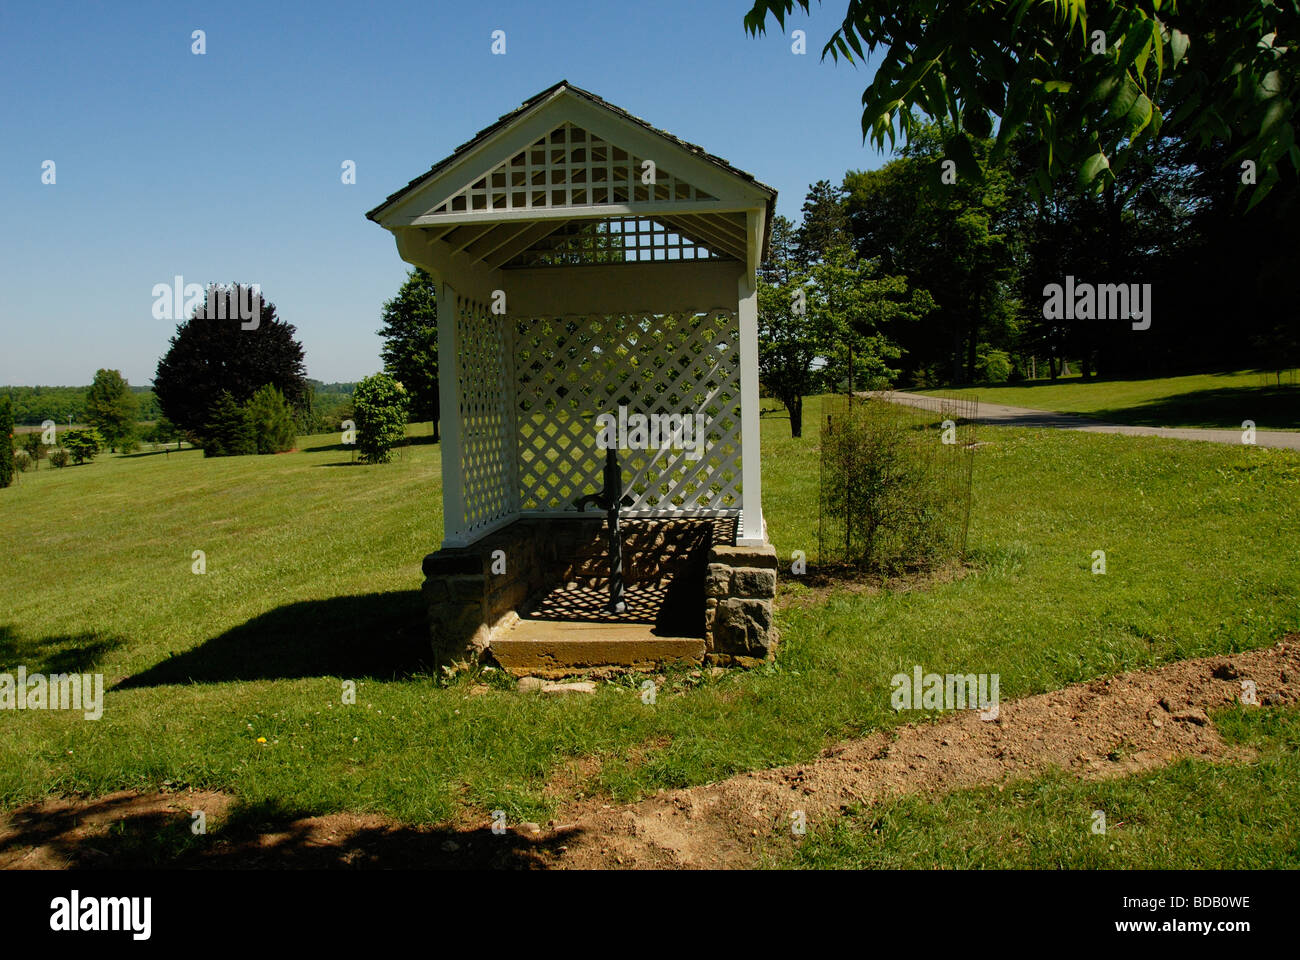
(85, 368, 138, 451)
(796, 180, 851, 265)
(154, 285, 307, 436)
(245, 384, 297, 454)
(62, 428, 105, 465)
(202, 391, 255, 457)
(0, 397, 14, 488)
(377, 269, 439, 438)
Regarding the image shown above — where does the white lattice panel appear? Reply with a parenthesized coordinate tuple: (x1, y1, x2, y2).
(454, 296, 515, 535)
(432, 122, 716, 215)
(513, 311, 742, 516)
(506, 217, 723, 267)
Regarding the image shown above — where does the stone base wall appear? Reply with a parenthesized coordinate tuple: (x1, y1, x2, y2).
(421, 515, 778, 668)
(422, 517, 599, 666)
(704, 542, 779, 664)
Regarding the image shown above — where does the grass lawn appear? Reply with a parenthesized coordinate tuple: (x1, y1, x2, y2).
(2, 397, 1298, 849)
(776, 705, 1300, 869)
(915, 369, 1300, 430)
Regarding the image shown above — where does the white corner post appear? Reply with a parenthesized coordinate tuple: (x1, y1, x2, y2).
(736, 208, 765, 546)
(437, 280, 468, 548)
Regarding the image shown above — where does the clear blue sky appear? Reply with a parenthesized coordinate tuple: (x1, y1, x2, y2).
(0, 0, 886, 386)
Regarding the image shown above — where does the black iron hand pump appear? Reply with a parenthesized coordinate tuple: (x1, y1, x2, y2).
(574, 447, 631, 614)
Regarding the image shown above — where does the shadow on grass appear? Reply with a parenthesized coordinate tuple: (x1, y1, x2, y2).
(118, 446, 195, 459)
(1085, 385, 1300, 430)
(115, 591, 432, 689)
(0, 794, 566, 869)
(0, 626, 126, 674)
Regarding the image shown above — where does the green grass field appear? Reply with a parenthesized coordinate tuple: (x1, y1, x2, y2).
(2, 395, 1299, 864)
(916, 369, 1300, 430)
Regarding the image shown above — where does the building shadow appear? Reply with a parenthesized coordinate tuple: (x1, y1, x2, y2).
(115, 591, 432, 689)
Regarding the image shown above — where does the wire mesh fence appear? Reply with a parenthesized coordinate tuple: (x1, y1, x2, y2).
(817, 393, 976, 572)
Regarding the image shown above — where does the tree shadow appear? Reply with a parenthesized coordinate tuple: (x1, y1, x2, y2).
(119, 446, 195, 459)
(115, 591, 432, 689)
(1085, 385, 1300, 430)
(0, 794, 569, 870)
(0, 626, 126, 674)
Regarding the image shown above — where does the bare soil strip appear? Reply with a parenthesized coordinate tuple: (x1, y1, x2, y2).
(2, 640, 1296, 870)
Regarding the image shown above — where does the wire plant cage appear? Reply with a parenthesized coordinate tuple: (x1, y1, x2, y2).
(817, 392, 976, 571)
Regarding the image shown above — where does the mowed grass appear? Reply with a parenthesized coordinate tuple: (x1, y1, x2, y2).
(1, 397, 1298, 833)
(775, 705, 1300, 869)
(916, 368, 1300, 430)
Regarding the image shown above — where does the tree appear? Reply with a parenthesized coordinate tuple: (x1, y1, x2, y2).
(745, 1, 1300, 205)
(85, 369, 138, 451)
(0, 397, 13, 488)
(62, 428, 104, 465)
(244, 384, 297, 454)
(759, 216, 820, 437)
(759, 216, 933, 437)
(202, 392, 255, 458)
(807, 244, 935, 394)
(845, 127, 1020, 384)
(154, 284, 308, 437)
(22, 431, 42, 470)
(352, 373, 409, 464)
(796, 179, 851, 264)
(377, 269, 440, 439)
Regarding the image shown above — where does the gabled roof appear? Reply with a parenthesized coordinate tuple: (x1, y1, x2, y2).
(366, 81, 777, 267)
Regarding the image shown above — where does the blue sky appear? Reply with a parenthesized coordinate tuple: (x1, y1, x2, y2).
(0, 0, 887, 386)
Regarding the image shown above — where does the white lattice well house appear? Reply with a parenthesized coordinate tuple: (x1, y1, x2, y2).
(367, 82, 779, 672)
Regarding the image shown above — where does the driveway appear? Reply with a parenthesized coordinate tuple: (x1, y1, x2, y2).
(875, 391, 1300, 452)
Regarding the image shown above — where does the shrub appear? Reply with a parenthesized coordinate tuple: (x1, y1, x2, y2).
(145, 416, 182, 450)
(202, 391, 255, 457)
(245, 384, 297, 454)
(21, 431, 43, 468)
(49, 447, 71, 469)
(976, 348, 1012, 384)
(13, 449, 31, 472)
(62, 428, 105, 465)
(817, 396, 971, 573)
(352, 373, 409, 464)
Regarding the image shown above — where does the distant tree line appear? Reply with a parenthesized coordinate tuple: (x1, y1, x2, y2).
(759, 120, 1300, 438)
(1, 385, 161, 426)
(750, 1, 1300, 436)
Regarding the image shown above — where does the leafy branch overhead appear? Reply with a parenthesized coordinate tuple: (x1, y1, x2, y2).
(745, 0, 1300, 206)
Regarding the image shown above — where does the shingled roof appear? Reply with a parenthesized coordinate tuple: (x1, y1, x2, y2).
(366, 80, 777, 261)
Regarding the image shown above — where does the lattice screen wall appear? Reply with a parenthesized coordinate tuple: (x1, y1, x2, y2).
(512, 311, 742, 517)
(454, 296, 516, 537)
(432, 122, 716, 215)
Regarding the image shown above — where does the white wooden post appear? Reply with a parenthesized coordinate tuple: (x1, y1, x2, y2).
(437, 280, 468, 548)
(737, 209, 765, 545)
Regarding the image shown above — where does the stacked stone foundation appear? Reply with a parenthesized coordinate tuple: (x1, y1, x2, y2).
(421, 515, 778, 668)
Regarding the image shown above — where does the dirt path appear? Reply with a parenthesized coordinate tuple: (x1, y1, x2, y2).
(2, 640, 1296, 870)
(877, 390, 1300, 450)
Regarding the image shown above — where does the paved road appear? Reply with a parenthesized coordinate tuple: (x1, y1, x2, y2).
(874, 391, 1300, 452)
